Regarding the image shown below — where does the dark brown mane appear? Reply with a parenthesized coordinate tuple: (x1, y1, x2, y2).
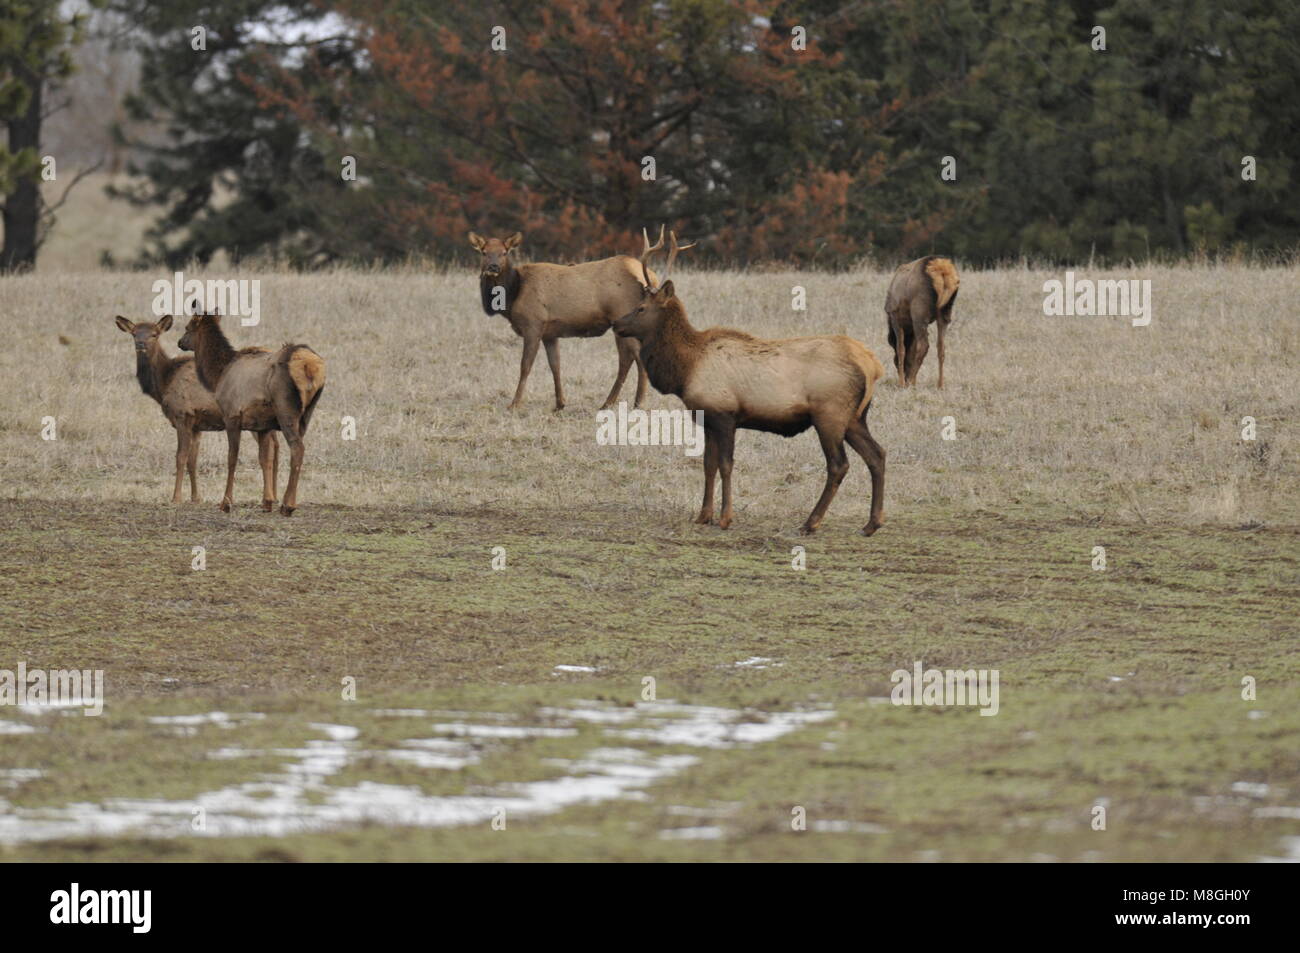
(638, 298, 701, 399)
(135, 350, 163, 402)
(480, 263, 523, 316)
(136, 344, 191, 402)
(191, 317, 238, 390)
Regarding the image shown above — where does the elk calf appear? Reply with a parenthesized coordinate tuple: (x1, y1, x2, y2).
(613, 237, 885, 535)
(178, 314, 324, 515)
(885, 256, 960, 388)
(115, 314, 244, 503)
(469, 231, 666, 411)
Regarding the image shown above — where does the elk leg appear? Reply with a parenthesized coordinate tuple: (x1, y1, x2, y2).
(601, 335, 636, 410)
(543, 338, 565, 411)
(633, 350, 649, 409)
(713, 415, 737, 529)
(188, 429, 202, 502)
(271, 433, 280, 502)
(257, 432, 276, 511)
(906, 326, 929, 387)
(846, 417, 886, 536)
(221, 425, 241, 512)
(279, 425, 305, 517)
(508, 335, 541, 410)
(936, 317, 948, 389)
(890, 315, 907, 387)
(801, 422, 850, 534)
(695, 423, 719, 525)
(172, 428, 187, 504)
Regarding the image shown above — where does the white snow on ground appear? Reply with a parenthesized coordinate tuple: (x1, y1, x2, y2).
(0, 700, 832, 843)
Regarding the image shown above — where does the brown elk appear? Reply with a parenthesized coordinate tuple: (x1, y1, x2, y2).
(177, 313, 325, 516)
(613, 234, 886, 536)
(885, 255, 960, 388)
(469, 229, 683, 411)
(115, 314, 243, 503)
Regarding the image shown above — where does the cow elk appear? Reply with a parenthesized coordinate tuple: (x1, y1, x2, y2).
(177, 313, 325, 516)
(613, 235, 886, 536)
(884, 256, 960, 388)
(469, 228, 689, 411)
(115, 314, 260, 503)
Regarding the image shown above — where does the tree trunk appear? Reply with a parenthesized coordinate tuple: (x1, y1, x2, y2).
(2, 69, 42, 273)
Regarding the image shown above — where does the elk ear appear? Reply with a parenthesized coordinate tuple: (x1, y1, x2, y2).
(468, 231, 486, 251)
(114, 315, 135, 333)
(659, 280, 675, 300)
(504, 232, 523, 251)
(157, 314, 173, 332)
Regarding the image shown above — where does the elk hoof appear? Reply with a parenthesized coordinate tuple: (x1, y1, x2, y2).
(279, 504, 295, 517)
(219, 500, 231, 513)
(506, 401, 522, 411)
(553, 403, 565, 412)
(718, 515, 733, 530)
(798, 523, 817, 536)
(261, 500, 274, 512)
(694, 512, 713, 525)
(861, 518, 884, 537)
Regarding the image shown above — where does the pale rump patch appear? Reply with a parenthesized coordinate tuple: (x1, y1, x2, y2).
(925, 257, 960, 310)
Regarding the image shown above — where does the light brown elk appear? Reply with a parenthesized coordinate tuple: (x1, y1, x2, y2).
(469, 229, 676, 411)
(884, 255, 960, 388)
(613, 234, 886, 536)
(115, 314, 249, 503)
(178, 313, 325, 516)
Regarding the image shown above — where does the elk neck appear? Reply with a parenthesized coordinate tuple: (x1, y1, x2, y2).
(639, 299, 702, 399)
(135, 337, 177, 403)
(479, 262, 522, 316)
(192, 320, 238, 390)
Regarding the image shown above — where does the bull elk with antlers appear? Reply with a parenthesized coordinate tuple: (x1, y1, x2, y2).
(885, 256, 960, 388)
(178, 313, 325, 516)
(613, 233, 886, 536)
(468, 228, 692, 411)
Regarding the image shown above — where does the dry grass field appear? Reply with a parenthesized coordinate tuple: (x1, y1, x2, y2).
(0, 260, 1297, 861)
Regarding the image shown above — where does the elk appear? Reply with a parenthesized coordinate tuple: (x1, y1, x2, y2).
(884, 255, 960, 388)
(115, 314, 239, 503)
(613, 233, 886, 536)
(469, 229, 685, 411)
(177, 313, 325, 516)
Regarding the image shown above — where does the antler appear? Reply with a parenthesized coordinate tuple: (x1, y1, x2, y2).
(639, 225, 665, 289)
(639, 225, 695, 291)
(661, 230, 696, 285)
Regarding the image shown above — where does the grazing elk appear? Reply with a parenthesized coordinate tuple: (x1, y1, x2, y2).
(884, 256, 960, 388)
(613, 233, 886, 536)
(115, 314, 240, 503)
(177, 313, 325, 516)
(469, 229, 686, 411)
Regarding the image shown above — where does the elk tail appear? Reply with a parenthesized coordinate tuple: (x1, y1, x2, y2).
(852, 345, 885, 419)
(925, 257, 960, 311)
(282, 345, 326, 410)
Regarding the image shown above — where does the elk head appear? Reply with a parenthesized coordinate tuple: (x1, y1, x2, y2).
(468, 231, 523, 279)
(116, 314, 173, 353)
(613, 279, 677, 341)
(177, 312, 219, 352)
